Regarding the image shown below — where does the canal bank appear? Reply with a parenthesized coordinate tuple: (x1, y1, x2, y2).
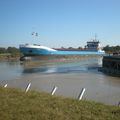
(0, 87, 120, 120)
(0, 53, 20, 61)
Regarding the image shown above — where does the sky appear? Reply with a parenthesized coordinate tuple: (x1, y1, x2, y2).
(0, 0, 120, 48)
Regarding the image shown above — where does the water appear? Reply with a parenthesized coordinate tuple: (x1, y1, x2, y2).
(0, 61, 22, 80)
(0, 56, 120, 105)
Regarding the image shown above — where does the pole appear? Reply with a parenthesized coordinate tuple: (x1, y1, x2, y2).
(51, 86, 58, 95)
(78, 88, 86, 100)
(25, 83, 31, 93)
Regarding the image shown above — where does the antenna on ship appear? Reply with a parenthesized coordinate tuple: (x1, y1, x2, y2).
(31, 27, 38, 37)
(31, 32, 39, 41)
(31, 32, 38, 37)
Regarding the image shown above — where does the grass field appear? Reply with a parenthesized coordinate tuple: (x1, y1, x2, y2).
(0, 87, 120, 120)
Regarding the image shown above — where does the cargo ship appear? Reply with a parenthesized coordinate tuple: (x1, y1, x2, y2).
(19, 40, 105, 60)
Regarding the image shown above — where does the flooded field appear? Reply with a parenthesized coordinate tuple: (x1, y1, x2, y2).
(0, 56, 120, 105)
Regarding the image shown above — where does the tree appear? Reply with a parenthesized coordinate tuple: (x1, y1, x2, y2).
(103, 45, 120, 53)
(0, 47, 7, 54)
(7, 47, 20, 56)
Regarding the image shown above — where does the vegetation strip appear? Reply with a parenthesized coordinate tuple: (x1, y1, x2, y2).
(0, 87, 120, 120)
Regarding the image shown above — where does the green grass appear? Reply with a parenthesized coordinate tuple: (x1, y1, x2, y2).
(0, 87, 120, 120)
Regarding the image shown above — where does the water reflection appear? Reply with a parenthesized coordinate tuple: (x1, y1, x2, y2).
(22, 61, 100, 74)
(23, 67, 55, 74)
(0, 57, 102, 80)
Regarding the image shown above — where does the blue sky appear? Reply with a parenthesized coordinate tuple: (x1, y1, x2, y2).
(0, 0, 120, 48)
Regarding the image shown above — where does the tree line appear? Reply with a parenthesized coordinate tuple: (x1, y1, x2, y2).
(103, 45, 120, 53)
(0, 47, 20, 56)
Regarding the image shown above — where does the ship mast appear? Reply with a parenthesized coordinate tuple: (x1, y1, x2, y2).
(95, 33, 97, 41)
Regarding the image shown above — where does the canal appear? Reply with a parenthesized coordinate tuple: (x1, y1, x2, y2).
(0, 56, 120, 105)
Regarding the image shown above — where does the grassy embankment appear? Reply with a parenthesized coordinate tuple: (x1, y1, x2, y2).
(0, 53, 20, 61)
(0, 87, 120, 120)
